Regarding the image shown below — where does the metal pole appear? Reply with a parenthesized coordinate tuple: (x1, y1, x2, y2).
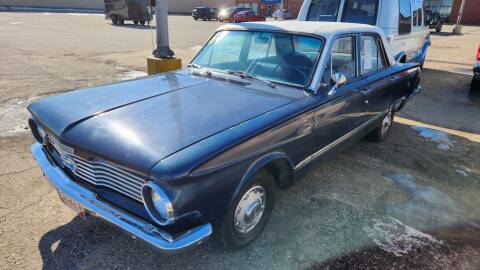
(153, 0, 174, 58)
(453, 0, 466, 34)
(456, 0, 466, 25)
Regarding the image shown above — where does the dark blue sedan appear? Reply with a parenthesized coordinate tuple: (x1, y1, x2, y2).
(29, 22, 422, 252)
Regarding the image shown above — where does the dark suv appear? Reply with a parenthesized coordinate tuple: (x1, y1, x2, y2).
(192, 7, 218, 21)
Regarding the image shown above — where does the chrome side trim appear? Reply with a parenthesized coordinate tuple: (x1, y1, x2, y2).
(32, 143, 212, 252)
(294, 113, 384, 171)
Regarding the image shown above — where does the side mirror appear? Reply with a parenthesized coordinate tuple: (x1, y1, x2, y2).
(395, 51, 406, 63)
(327, 73, 347, 96)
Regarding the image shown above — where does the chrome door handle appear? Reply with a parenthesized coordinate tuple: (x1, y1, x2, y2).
(361, 87, 373, 93)
(389, 75, 400, 81)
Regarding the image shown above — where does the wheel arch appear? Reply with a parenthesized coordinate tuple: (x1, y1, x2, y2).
(231, 151, 294, 205)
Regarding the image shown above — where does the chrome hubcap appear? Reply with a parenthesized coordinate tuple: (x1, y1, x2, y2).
(381, 110, 393, 135)
(233, 186, 266, 234)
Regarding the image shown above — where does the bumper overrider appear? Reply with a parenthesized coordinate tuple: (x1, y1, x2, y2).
(31, 143, 212, 252)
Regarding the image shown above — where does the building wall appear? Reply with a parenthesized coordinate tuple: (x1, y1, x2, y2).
(2, 0, 235, 13)
(2, 0, 104, 10)
(169, 0, 235, 14)
(235, 0, 304, 17)
(450, 0, 480, 25)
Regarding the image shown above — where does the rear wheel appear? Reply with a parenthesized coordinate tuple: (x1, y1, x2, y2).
(118, 18, 124, 25)
(140, 20, 145, 25)
(133, 20, 139, 25)
(471, 78, 478, 91)
(221, 169, 275, 251)
(368, 106, 395, 142)
(111, 16, 118, 25)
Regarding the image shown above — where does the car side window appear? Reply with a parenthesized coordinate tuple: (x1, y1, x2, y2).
(399, 0, 412, 35)
(360, 35, 386, 75)
(322, 35, 357, 85)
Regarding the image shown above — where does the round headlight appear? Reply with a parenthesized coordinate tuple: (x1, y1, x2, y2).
(142, 181, 175, 225)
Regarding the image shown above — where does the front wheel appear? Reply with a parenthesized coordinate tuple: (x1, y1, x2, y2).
(221, 169, 276, 251)
(368, 106, 395, 142)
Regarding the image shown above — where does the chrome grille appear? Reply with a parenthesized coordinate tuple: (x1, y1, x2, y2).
(47, 135, 146, 202)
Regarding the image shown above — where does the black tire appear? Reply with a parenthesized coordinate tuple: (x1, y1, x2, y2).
(471, 78, 478, 91)
(436, 27, 441, 33)
(140, 20, 145, 25)
(368, 106, 395, 142)
(118, 18, 124, 25)
(133, 20, 139, 25)
(193, 17, 198, 21)
(221, 169, 276, 251)
(112, 16, 118, 25)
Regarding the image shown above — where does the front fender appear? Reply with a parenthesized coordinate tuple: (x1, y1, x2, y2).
(230, 151, 293, 205)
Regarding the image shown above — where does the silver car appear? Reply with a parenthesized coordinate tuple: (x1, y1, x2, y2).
(273, 9, 294, 20)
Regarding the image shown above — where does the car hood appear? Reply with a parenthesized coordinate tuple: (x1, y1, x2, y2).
(29, 71, 299, 173)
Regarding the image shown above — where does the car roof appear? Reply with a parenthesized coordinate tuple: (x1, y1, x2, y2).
(217, 21, 382, 38)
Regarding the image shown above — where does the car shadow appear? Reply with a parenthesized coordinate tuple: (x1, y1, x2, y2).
(110, 24, 155, 30)
(430, 30, 461, 36)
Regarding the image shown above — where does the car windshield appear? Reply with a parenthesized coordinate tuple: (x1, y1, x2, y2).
(307, 0, 342, 21)
(192, 30, 324, 86)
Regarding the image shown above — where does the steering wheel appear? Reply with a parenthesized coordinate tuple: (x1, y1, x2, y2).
(271, 63, 308, 84)
(245, 62, 309, 85)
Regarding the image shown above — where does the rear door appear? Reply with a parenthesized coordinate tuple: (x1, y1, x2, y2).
(312, 35, 369, 150)
(359, 34, 396, 117)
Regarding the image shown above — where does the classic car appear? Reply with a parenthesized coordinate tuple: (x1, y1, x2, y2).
(232, 10, 266, 22)
(29, 21, 422, 252)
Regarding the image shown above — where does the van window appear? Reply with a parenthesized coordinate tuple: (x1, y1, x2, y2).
(342, 0, 379, 25)
(399, 0, 412, 34)
(306, 0, 342, 22)
(417, 8, 423, 26)
(413, 10, 418, 26)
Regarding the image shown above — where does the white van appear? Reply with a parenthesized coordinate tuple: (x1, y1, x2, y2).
(297, 0, 431, 65)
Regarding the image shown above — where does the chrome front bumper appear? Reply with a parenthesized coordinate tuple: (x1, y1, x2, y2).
(31, 143, 212, 252)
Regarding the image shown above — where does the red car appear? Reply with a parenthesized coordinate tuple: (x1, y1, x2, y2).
(233, 10, 266, 22)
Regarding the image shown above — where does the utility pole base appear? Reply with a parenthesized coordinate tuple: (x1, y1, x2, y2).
(147, 56, 182, 75)
(452, 24, 463, 34)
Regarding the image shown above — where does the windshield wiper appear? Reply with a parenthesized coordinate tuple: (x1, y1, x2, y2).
(225, 70, 276, 88)
(187, 63, 212, 76)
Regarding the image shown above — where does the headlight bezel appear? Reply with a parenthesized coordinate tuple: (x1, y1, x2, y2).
(141, 181, 175, 226)
(29, 118, 47, 145)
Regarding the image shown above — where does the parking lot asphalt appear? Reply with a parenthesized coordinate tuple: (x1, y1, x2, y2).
(0, 12, 479, 270)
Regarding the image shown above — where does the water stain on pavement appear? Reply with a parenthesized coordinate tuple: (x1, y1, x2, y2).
(412, 126, 452, 150)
